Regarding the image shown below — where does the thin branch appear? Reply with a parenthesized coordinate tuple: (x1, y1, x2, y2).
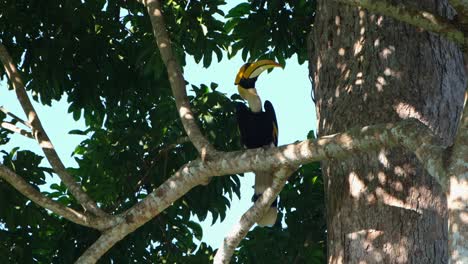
(0, 43, 106, 217)
(137, 0, 217, 158)
(0, 164, 116, 230)
(214, 166, 296, 264)
(0, 106, 32, 128)
(76, 119, 446, 263)
(337, 0, 467, 47)
(1, 121, 34, 138)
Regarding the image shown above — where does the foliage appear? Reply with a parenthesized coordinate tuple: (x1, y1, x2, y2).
(226, 0, 315, 65)
(0, 111, 11, 145)
(0, 0, 320, 263)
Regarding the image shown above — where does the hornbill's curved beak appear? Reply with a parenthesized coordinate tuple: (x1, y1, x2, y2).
(234, 60, 282, 110)
(234, 60, 283, 87)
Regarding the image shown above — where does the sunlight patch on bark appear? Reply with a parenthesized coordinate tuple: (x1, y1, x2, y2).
(378, 149, 390, 167)
(378, 172, 386, 184)
(349, 172, 366, 198)
(376, 187, 422, 213)
(380, 46, 395, 59)
(375, 76, 387, 92)
(394, 102, 422, 120)
(448, 177, 468, 209)
(347, 229, 385, 262)
(354, 38, 364, 56)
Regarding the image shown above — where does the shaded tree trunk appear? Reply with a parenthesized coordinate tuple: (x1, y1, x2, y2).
(309, 0, 466, 263)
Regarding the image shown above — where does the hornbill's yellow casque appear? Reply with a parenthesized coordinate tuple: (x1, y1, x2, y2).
(234, 60, 282, 227)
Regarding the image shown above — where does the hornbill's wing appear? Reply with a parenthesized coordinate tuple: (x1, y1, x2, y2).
(235, 102, 250, 147)
(264, 100, 278, 147)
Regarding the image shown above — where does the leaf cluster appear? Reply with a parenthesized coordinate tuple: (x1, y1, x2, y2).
(225, 0, 315, 65)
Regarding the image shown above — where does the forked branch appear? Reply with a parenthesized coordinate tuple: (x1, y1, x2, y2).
(0, 44, 106, 217)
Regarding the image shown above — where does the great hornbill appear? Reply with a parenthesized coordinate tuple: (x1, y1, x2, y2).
(234, 60, 282, 227)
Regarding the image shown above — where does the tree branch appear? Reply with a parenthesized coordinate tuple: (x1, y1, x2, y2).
(0, 106, 33, 129)
(337, 0, 467, 47)
(1, 121, 33, 139)
(76, 119, 446, 263)
(0, 43, 106, 217)
(137, 0, 216, 158)
(0, 164, 116, 230)
(213, 166, 296, 264)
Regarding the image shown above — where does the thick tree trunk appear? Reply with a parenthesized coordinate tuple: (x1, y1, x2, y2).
(310, 0, 466, 263)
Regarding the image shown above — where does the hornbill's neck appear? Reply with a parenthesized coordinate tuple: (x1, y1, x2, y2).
(238, 78, 262, 113)
(246, 93, 262, 113)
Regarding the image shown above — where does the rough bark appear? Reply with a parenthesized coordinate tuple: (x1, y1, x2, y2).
(447, 94, 468, 264)
(311, 0, 466, 263)
(338, 0, 467, 46)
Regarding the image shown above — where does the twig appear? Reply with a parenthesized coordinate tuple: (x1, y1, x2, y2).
(1, 121, 34, 138)
(0, 43, 106, 217)
(137, 0, 217, 158)
(0, 106, 32, 129)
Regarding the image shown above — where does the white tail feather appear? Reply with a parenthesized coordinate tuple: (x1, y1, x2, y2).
(257, 207, 277, 227)
(254, 170, 277, 227)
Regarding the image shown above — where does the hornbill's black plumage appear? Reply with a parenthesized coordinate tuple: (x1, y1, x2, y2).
(234, 60, 282, 227)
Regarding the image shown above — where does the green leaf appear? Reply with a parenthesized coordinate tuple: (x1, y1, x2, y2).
(226, 3, 251, 18)
(68, 129, 88, 135)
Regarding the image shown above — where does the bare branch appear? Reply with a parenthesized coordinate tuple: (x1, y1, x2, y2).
(0, 43, 106, 217)
(337, 0, 467, 47)
(0, 106, 32, 128)
(0, 164, 116, 230)
(214, 166, 296, 264)
(137, 0, 217, 158)
(76, 119, 446, 263)
(1, 121, 33, 138)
